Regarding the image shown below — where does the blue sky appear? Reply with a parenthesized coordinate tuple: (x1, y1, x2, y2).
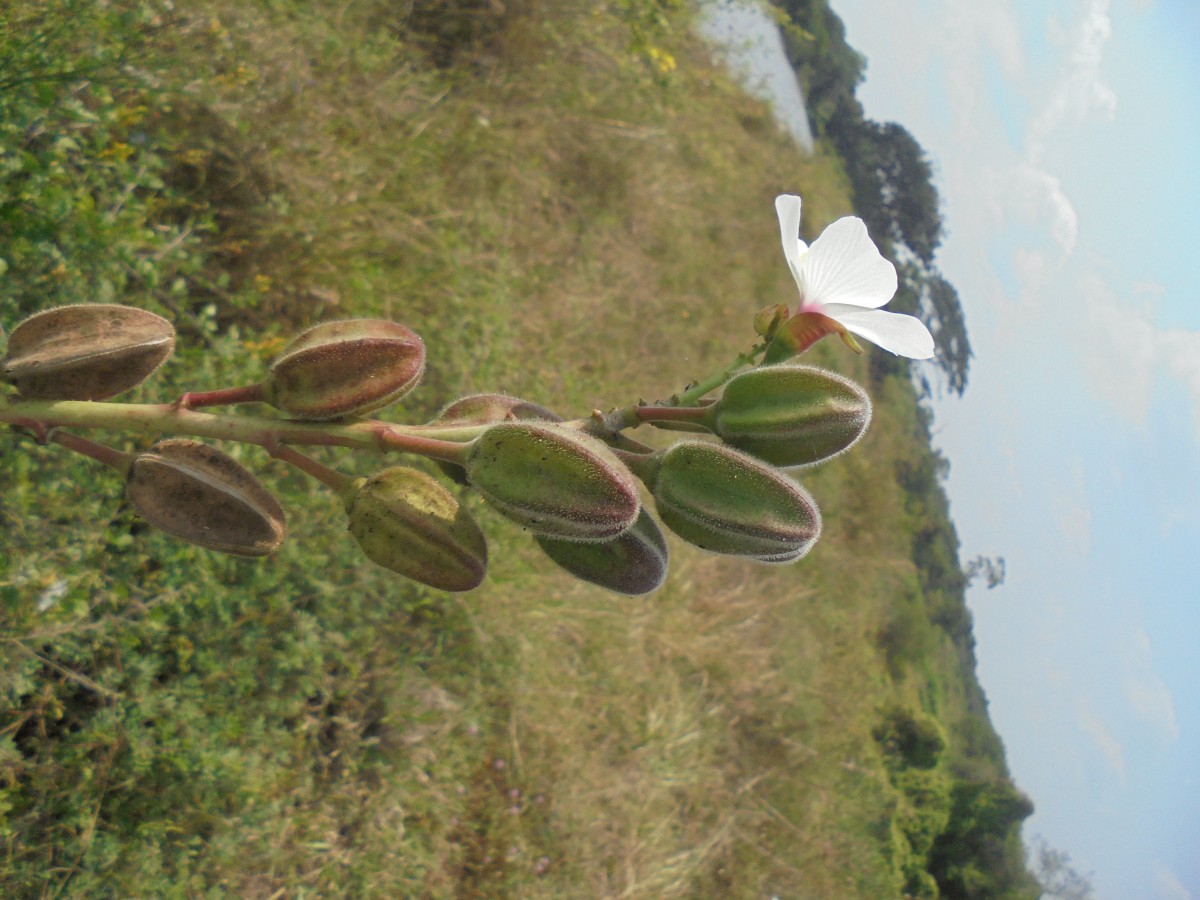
(823, 0, 1200, 896)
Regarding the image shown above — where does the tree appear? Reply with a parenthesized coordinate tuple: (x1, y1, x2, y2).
(965, 556, 1006, 590)
(894, 261, 973, 397)
(1030, 836, 1096, 900)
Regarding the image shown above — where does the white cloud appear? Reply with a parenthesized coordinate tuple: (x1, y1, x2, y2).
(1029, 0, 1118, 163)
(1077, 703, 1126, 780)
(1078, 274, 1158, 426)
(1056, 499, 1092, 557)
(1077, 272, 1200, 435)
(1152, 863, 1193, 900)
(1122, 627, 1181, 743)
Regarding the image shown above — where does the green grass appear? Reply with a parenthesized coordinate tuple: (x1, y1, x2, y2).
(1, 1, 1033, 896)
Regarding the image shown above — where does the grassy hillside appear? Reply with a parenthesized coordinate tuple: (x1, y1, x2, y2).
(1, 1, 1034, 896)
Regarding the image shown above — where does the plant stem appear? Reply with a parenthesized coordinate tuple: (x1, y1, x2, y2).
(271, 444, 356, 496)
(588, 342, 766, 438)
(49, 430, 135, 474)
(0, 397, 470, 464)
(174, 383, 266, 410)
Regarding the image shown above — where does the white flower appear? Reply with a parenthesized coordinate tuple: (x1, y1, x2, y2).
(774, 194, 934, 359)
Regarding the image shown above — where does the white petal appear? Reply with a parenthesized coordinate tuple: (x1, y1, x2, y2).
(824, 304, 935, 358)
(796, 217, 897, 309)
(774, 195, 808, 287)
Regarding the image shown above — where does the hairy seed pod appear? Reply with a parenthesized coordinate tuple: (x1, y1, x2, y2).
(465, 422, 640, 542)
(265, 319, 425, 419)
(3, 303, 175, 400)
(705, 364, 871, 467)
(346, 467, 488, 592)
(126, 439, 286, 556)
(643, 440, 821, 560)
(434, 393, 562, 485)
(536, 509, 669, 595)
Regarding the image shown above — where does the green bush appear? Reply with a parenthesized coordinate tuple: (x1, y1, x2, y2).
(874, 705, 946, 771)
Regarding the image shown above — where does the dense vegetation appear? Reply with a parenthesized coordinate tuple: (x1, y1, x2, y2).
(2, 0, 1033, 896)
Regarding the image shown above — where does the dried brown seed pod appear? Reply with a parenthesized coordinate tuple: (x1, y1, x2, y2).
(126, 439, 286, 556)
(2, 303, 175, 400)
(265, 319, 425, 419)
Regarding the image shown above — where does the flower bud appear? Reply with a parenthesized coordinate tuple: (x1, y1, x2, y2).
(705, 364, 871, 467)
(126, 439, 286, 556)
(265, 319, 425, 419)
(345, 467, 488, 592)
(536, 509, 668, 595)
(753, 303, 789, 340)
(434, 393, 561, 485)
(642, 440, 820, 560)
(465, 422, 640, 542)
(3, 303, 175, 400)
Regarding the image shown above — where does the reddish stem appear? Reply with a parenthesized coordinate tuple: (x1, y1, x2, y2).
(271, 444, 356, 496)
(50, 430, 134, 474)
(635, 405, 707, 425)
(173, 383, 266, 411)
(373, 425, 470, 465)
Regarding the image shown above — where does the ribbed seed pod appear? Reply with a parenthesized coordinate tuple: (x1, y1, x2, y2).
(465, 422, 640, 542)
(434, 393, 562, 485)
(536, 509, 669, 595)
(705, 364, 871, 467)
(126, 439, 286, 556)
(644, 440, 821, 561)
(3, 303, 175, 400)
(345, 467, 488, 592)
(265, 319, 425, 419)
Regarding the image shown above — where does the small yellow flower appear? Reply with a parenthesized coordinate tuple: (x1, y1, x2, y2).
(99, 141, 134, 162)
(647, 46, 677, 74)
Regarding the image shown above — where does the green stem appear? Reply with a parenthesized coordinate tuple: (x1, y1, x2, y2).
(672, 344, 765, 407)
(0, 397, 471, 465)
(586, 342, 766, 439)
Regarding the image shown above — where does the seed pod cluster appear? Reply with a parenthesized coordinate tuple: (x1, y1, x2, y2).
(4, 303, 878, 597)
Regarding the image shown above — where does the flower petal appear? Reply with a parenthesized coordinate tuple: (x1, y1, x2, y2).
(774, 195, 808, 287)
(796, 217, 897, 310)
(823, 304, 935, 359)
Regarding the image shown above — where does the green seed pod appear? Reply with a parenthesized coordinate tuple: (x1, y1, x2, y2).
(536, 509, 669, 595)
(642, 440, 821, 560)
(705, 364, 871, 467)
(265, 319, 425, 419)
(465, 422, 640, 542)
(434, 393, 562, 485)
(126, 439, 286, 556)
(345, 467, 487, 592)
(2, 303, 175, 400)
